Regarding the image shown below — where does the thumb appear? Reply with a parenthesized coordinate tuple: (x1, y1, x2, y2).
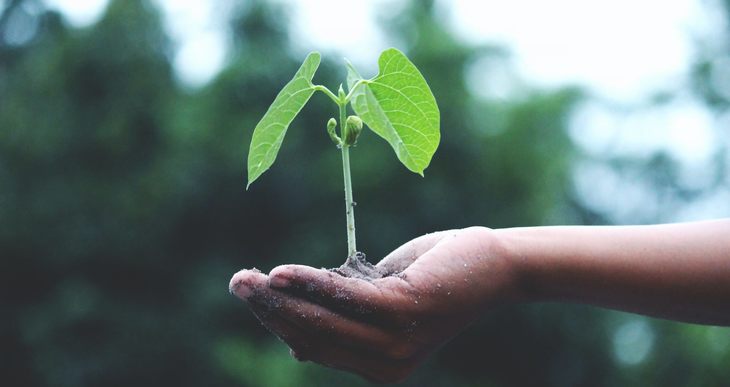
(375, 231, 450, 275)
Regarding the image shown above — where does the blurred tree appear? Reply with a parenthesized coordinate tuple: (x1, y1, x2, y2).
(559, 0, 730, 385)
(0, 0, 226, 385)
(1, 0, 727, 386)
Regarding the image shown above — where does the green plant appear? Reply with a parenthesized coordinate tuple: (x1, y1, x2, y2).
(246, 48, 440, 259)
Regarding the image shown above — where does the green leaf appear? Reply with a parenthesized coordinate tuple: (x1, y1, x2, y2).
(347, 48, 440, 175)
(247, 52, 321, 188)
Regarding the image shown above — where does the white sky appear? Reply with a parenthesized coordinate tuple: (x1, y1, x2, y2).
(43, 0, 729, 220)
(447, 0, 708, 101)
(43, 0, 719, 96)
(44, 0, 107, 26)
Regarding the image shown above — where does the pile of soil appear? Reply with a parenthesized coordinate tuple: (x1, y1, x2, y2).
(331, 252, 388, 280)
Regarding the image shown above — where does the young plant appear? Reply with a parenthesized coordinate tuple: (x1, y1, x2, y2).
(246, 48, 440, 271)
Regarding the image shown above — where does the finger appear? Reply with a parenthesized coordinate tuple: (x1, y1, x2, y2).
(268, 265, 413, 317)
(375, 231, 451, 274)
(229, 268, 269, 300)
(246, 281, 397, 353)
(302, 341, 417, 384)
(249, 303, 417, 384)
(247, 302, 315, 353)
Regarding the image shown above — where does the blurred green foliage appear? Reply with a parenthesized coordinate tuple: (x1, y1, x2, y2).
(1, 0, 728, 386)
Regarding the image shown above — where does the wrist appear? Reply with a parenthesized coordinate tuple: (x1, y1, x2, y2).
(492, 227, 546, 303)
(457, 226, 536, 304)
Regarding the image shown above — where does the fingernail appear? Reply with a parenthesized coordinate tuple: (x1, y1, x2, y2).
(229, 279, 253, 298)
(269, 274, 290, 288)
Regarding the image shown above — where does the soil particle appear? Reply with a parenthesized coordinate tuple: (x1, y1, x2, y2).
(331, 251, 389, 280)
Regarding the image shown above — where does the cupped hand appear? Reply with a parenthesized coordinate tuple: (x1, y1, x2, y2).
(229, 227, 521, 383)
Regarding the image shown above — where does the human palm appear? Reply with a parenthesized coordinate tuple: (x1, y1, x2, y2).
(229, 227, 518, 383)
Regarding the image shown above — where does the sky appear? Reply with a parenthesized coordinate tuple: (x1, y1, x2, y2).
(43, 0, 718, 96)
(42, 0, 729, 221)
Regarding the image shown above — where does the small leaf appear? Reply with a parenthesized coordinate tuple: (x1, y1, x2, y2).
(247, 52, 321, 188)
(347, 48, 440, 175)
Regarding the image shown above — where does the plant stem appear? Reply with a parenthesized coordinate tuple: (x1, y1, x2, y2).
(313, 85, 340, 104)
(339, 102, 357, 257)
(343, 79, 368, 102)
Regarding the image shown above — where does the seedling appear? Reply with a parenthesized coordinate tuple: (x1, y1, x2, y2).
(246, 48, 440, 275)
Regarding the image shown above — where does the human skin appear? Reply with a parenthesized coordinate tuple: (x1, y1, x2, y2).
(229, 219, 730, 383)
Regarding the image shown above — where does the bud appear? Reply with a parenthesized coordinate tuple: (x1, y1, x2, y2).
(326, 118, 341, 145)
(343, 115, 363, 146)
(337, 84, 346, 101)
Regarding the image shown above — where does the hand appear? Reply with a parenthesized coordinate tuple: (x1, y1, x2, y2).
(229, 227, 522, 383)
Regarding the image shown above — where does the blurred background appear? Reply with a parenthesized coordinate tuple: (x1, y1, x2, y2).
(1, 0, 728, 385)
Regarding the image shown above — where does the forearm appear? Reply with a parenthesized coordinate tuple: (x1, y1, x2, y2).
(495, 219, 730, 326)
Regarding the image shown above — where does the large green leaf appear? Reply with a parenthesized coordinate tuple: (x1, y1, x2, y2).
(347, 48, 440, 175)
(247, 52, 320, 188)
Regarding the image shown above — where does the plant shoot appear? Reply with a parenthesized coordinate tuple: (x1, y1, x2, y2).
(246, 48, 440, 260)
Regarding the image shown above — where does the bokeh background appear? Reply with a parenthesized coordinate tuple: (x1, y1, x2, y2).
(2, 0, 729, 386)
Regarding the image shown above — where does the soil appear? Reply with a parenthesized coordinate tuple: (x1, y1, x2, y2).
(331, 251, 389, 280)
